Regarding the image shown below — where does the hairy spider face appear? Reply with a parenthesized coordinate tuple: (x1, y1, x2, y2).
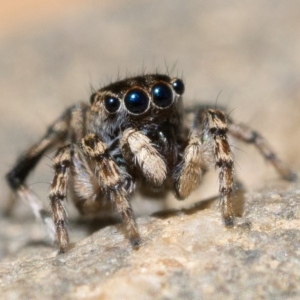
(89, 74, 185, 131)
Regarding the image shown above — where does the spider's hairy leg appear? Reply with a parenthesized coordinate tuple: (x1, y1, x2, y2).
(206, 109, 235, 227)
(5, 104, 88, 239)
(4, 109, 71, 241)
(174, 132, 206, 199)
(228, 121, 297, 181)
(49, 145, 72, 253)
(120, 128, 167, 187)
(6, 111, 71, 192)
(6, 103, 88, 193)
(81, 134, 140, 247)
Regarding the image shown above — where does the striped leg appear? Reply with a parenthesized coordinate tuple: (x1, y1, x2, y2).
(174, 108, 235, 226)
(81, 134, 140, 247)
(49, 146, 72, 253)
(228, 122, 297, 181)
(5, 104, 88, 229)
(5, 109, 71, 242)
(206, 109, 235, 226)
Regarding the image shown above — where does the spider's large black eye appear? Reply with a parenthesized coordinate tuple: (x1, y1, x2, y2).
(104, 95, 121, 113)
(124, 89, 149, 114)
(152, 83, 173, 108)
(172, 79, 185, 95)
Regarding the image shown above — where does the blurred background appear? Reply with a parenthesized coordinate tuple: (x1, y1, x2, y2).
(1, 0, 300, 217)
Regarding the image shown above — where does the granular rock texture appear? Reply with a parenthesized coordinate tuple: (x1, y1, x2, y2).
(1, 181, 300, 299)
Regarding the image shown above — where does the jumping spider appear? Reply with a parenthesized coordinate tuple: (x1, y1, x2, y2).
(6, 74, 296, 253)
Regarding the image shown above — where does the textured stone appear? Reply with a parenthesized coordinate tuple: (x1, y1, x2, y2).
(1, 182, 300, 299)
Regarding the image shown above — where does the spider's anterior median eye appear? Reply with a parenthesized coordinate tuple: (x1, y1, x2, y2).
(104, 95, 121, 113)
(124, 89, 149, 114)
(172, 79, 185, 95)
(152, 83, 173, 108)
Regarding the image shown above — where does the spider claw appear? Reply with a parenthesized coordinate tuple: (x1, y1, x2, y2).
(286, 171, 298, 182)
(224, 215, 235, 227)
(58, 249, 67, 255)
(130, 236, 142, 248)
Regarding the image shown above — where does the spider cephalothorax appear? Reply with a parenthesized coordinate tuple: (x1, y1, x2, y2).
(6, 74, 296, 253)
(88, 74, 186, 188)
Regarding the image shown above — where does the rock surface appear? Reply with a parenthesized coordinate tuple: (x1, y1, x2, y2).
(1, 181, 300, 299)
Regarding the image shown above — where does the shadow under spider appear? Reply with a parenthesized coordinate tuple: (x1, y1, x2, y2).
(72, 215, 122, 235)
(72, 185, 246, 236)
(153, 187, 245, 220)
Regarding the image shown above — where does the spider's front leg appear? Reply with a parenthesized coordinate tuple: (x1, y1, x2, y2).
(175, 109, 235, 226)
(49, 145, 72, 253)
(80, 133, 141, 247)
(206, 109, 235, 226)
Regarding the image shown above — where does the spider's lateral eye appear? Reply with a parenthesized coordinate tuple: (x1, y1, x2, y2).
(90, 93, 97, 104)
(124, 88, 149, 114)
(172, 79, 185, 95)
(104, 95, 121, 113)
(152, 83, 173, 108)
